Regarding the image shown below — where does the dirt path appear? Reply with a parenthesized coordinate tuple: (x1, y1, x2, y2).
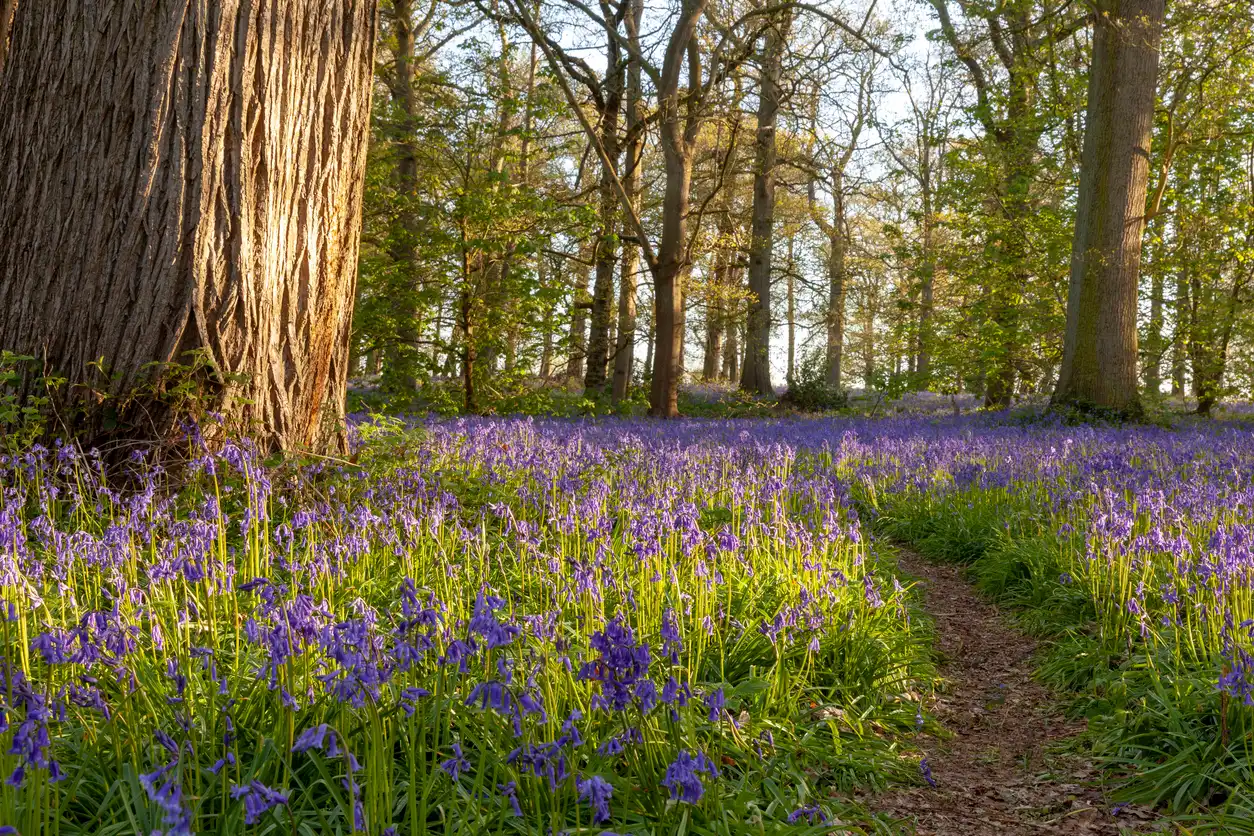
(871, 550, 1165, 835)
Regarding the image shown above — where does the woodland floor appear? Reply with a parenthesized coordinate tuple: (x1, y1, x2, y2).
(869, 550, 1168, 835)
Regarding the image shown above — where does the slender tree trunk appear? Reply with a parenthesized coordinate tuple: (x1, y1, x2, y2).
(1193, 283, 1242, 416)
(984, 59, 1038, 409)
(826, 170, 848, 389)
(0, 1, 376, 452)
(506, 23, 539, 377)
(644, 296, 655, 379)
(461, 287, 477, 413)
(1171, 258, 1188, 396)
(862, 304, 875, 388)
(479, 22, 515, 374)
(384, 0, 423, 393)
(1054, 0, 1164, 415)
(566, 251, 592, 381)
(584, 21, 623, 393)
(703, 253, 726, 381)
(722, 292, 740, 382)
(611, 0, 644, 404)
(539, 257, 554, 379)
(1146, 267, 1164, 394)
(786, 235, 796, 383)
(916, 179, 936, 386)
(740, 11, 790, 397)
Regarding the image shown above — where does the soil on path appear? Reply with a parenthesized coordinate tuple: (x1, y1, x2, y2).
(870, 550, 1165, 836)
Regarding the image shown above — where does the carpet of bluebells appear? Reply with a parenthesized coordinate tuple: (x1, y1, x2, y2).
(5, 412, 1254, 834)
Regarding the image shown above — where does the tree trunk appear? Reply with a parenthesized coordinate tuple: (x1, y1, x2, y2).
(916, 178, 936, 386)
(648, 0, 705, 418)
(384, 0, 423, 394)
(1145, 265, 1164, 394)
(461, 284, 477, 414)
(611, 0, 643, 404)
(1054, 0, 1164, 415)
(0, 1, 376, 453)
(786, 235, 796, 383)
(703, 254, 726, 381)
(479, 24, 516, 375)
(539, 257, 554, 379)
(722, 292, 741, 382)
(862, 304, 875, 388)
(826, 170, 848, 390)
(1171, 258, 1188, 396)
(583, 21, 623, 393)
(566, 247, 592, 381)
(740, 11, 790, 397)
(644, 297, 655, 379)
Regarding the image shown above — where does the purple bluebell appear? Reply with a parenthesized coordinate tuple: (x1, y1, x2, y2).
(578, 774, 614, 823)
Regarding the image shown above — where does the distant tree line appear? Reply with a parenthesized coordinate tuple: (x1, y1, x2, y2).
(0, 0, 1251, 450)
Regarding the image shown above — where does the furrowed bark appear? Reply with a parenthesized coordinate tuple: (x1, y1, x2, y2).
(611, 0, 643, 404)
(0, 1, 378, 453)
(740, 9, 791, 397)
(1054, 0, 1164, 415)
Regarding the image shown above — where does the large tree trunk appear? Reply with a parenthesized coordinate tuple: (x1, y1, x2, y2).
(1054, 0, 1164, 415)
(649, 0, 705, 418)
(740, 11, 790, 397)
(0, 1, 376, 453)
(611, 0, 644, 404)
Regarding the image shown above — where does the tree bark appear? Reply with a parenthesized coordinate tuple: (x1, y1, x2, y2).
(1054, 0, 1164, 414)
(0, 0, 15, 74)
(566, 249, 592, 381)
(383, 0, 423, 394)
(611, 0, 644, 403)
(722, 279, 741, 382)
(916, 176, 936, 385)
(1145, 261, 1164, 394)
(702, 108, 742, 383)
(740, 10, 790, 397)
(0, 0, 376, 452)
(1171, 257, 1188, 396)
(539, 259, 555, 379)
(703, 251, 727, 381)
(825, 170, 848, 389)
(785, 234, 796, 383)
(649, 0, 706, 417)
(583, 15, 623, 393)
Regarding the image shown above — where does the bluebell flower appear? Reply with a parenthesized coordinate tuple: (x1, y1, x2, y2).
(440, 743, 470, 780)
(498, 781, 522, 816)
(662, 750, 718, 803)
(578, 775, 614, 823)
(704, 687, 726, 721)
(231, 780, 289, 824)
(787, 804, 825, 823)
(579, 617, 651, 712)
